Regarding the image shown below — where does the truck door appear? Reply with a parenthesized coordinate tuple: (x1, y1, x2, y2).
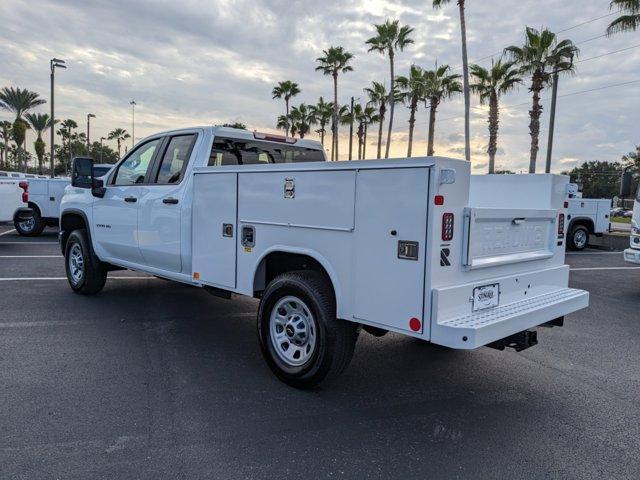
(93, 138, 162, 264)
(137, 134, 197, 273)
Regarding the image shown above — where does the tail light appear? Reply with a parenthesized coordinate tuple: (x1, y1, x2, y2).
(558, 213, 565, 239)
(18, 181, 29, 203)
(442, 213, 454, 241)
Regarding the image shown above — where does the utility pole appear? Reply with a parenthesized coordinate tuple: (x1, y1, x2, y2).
(86, 113, 96, 154)
(130, 100, 136, 148)
(348, 97, 354, 161)
(545, 54, 574, 174)
(49, 58, 66, 177)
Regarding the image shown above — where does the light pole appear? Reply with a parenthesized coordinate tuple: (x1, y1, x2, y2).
(545, 54, 574, 174)
(130, 100, 136, 148)
(348, 97, 354, 161)
(50, 58, 66, 177)
(86, 113, 96, 153)
(100, 136, 105, 162)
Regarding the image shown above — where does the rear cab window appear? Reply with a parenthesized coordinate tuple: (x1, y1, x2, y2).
(154, 134, 196, 184)
(208, 137, 325, 167)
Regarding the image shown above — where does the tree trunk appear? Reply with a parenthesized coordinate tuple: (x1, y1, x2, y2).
(427, 98, 438, 157)
(117, 139, 121, 159)
(459, 0, 471, 162)
(385, 52, 395, 159)
(320, 125, 325, 146)
(528, 71, 544, 173)
(363, 123, 368, 160)
(488, 91, 499, 174)
(285, 98, 290, 137)
(407, 96, 417, 157)
(332, 72, 339, 161)
(377, 105, 385, 159)
(357, 123, 364, 160)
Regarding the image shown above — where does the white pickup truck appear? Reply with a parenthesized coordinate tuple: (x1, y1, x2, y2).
(0, 174, 31, 225)
(15, 177, 70, 236)
(565, 184, 611, 250)
(624, 184, 640, 265)
(60, 126, 589, 388)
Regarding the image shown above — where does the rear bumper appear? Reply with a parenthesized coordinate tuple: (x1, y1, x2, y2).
(430, 266, 589, 350)
(624, 247, 640, 265)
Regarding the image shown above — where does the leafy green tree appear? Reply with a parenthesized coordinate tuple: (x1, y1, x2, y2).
(506, 27, 578, 173)
(309, 97, 334, 147)
(316, 46, 354, 160)
(272, 81, 301, 137)
(25, 113, 54, 174)
(563, 160, 625, 199)
(0, 120, 11, 168)
(607, 0, 639, 35)
(424, 64, 462, 156)
(276, 115, 291, 135)
(289, 104, 317, 139)
(364, 81, 390, 159)
(222, 122, 247, 130)
(396, 65, 428, 157)
(107, 127, 130, 159)
(0, 87, 46, 170)
(470, 59, 522, 173)
(433, 0, 471, 161)
(366, 19, 414, 158)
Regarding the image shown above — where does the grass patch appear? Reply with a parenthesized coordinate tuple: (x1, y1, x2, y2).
(611, 216, 632, 224)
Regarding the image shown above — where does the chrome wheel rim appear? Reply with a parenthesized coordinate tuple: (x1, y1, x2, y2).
(68, 244, 85, 284)
(574, 230, 587, 249)
(269, 295, 317, 367)
(18, 217, 35, 232)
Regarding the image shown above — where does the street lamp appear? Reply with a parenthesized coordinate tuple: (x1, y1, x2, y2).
(545, 53, 575, 174)
(86, 113, 96, 153)
(50, 58, 66, 177)
(100, 136, 106, 162)
(130, 100, 136, 148)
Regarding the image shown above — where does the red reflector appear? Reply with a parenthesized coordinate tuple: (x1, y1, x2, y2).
(442, 213, 454, 241)
(558, 213, 565, 237)
(434, 195, 444, 206)
(18, 181, 28, 203)
(18, 181, 28, 190)
(409, 317, 421, 332)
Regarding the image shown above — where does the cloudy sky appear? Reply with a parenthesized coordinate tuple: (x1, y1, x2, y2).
(1, 0, 638, 172)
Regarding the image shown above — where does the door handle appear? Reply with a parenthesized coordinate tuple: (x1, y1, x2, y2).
(124, 196, 137, 203)
(163, 197, 179, 205)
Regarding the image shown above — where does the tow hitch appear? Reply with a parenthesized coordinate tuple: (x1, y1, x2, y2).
(487, 330, 538, 352)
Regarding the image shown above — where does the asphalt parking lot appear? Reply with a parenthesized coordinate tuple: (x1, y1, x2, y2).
(1, 224, 639, 479)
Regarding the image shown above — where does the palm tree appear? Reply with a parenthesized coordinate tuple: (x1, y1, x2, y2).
(0, 87, 46, 170)
(396, 65, 429, 157)
(316, 46, 354, 161)
(424, 64, 462, 156)
(366, 19, 414, 159)
(276, 115, 291, 134)
(0, 121, 11, 168)
(309, 97, 334, 147)
(361, 106, 378, 160)
(607, 0, 639, 35)
(289, 104, 317, 139)
(58, 119, 78, 166)
(506, 27, 578, 173)
(364, 81, 389, 159)
(108, 128, 131, 159)
(25, 113, 54, 174)
(271, 81, 301, 137)
(433, 0, 471, 162)
(470, 60, 522, 173)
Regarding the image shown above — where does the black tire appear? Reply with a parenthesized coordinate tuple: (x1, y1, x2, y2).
(257, 270, 359, 389)
(14, 207, 45, 236)
(569, 225, 589, 250)
(64, 229, 107, 294)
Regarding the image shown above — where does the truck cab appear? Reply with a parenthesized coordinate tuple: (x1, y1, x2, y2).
(624, 184, 640, 264)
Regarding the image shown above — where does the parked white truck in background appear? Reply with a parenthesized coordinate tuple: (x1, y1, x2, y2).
(59, 126, 589, 388)
(565, 183, 611, 250)
(623, 183, 640, 265)
(13, 177, 70, 236)
(0, 175, 32, 225)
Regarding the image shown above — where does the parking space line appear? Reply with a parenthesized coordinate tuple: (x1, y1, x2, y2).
(0, 255, 62, 258)
(570, 267, 640, 271)
(566, 251, 623, 255)
(0, 241, 59, 245)
(0, 276, 156, 281)
(0, 229, 16, 236)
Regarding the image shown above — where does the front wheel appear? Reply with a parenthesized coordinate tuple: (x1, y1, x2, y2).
(257, 271, 359, 389)
(64, 229, 107, 294)
(14, 208, 45, 236)
(569, 225, 589, 250)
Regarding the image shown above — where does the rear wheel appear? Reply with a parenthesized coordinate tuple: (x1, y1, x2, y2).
(14, 208, 45, 236)
(64, 229, 107, 294)
(257, 271, 358, 389)
(569, 225, 589, 250)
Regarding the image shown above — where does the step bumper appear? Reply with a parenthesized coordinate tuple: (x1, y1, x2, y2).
(431, 287, 589, 349)
(624, 248, 640, 265)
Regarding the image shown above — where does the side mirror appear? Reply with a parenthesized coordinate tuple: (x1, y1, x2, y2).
(71, 156, 94, 189)
(620, 169, 633, 197)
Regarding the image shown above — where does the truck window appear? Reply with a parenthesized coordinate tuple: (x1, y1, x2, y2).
(208, 137, 324, 166)
(113, 138, 161, 185)
(636, 185, 640, 203)
(154, 134, 196, 184)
